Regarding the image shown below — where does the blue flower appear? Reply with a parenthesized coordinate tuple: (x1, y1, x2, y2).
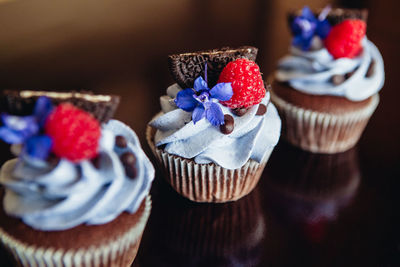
(174, 76, 233, 126)
(291, 6, 331, 51)
(0, 96, 54, 160)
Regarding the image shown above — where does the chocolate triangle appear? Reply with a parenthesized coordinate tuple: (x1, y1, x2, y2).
(288, 8, 368, 28)
(1, 90, 120, 123)
(168, 46, 258, 89)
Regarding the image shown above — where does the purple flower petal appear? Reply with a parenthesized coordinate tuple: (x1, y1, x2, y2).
(174, 89, 197, 112)
(210, 83, 233, 101)
(34, 96, 53, 126)
(2, 114, 37, 131)
(316, 19, 331, 39)
(24, 135, 53, 160)
(0, 127, 26, 144)
(302, 6, 316, 20)
(292, 35, 314, 51)
(192, 105, 205, 124)
(193, 76, 209, 92)
(205, 102, 224, 126)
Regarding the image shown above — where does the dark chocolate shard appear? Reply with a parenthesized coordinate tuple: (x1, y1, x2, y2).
(288, 8, 368, 29)
(1, 90, 120, 123)
(168, 46, 258, 89)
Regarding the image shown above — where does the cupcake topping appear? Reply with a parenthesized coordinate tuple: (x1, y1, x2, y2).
(0, 94, 154, 231)
(324, 19, 366, 59)
(276, 6, 384, 101)
(45, 103, 101, 163)
(290, 6, 331, 51)
(168, 46, 258, 88)
(218, 58, 266, 109)
(175, 64, 233, 126)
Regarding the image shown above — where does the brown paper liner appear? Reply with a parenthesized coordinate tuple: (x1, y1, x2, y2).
(0, 196, 152, 267)
(146, 126, 270, 203)
(270, 90, 379, 153)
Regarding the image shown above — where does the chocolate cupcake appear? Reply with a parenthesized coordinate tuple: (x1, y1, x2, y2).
(270, 6, 384, 153)
(0, 91, 154, 267)
(147, 47, 281, 202)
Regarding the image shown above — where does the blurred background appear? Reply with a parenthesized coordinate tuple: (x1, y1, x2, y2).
(0, 0, 399, 266)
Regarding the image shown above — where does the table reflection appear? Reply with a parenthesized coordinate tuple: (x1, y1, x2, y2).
(139, 179, 265, 267)
(264, 142, 361, 243)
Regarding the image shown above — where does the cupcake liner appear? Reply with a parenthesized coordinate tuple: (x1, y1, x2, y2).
(146, 126, 270, 203)
(270, 90, 379, 153)
(0, 196, 151, 267)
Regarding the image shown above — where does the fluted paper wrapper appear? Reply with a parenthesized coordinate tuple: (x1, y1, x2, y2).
(146, 126, 270, 203)
(0, 196, 152, 267)
(270, 91, 379, 153)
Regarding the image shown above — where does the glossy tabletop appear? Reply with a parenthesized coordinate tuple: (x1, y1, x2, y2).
(0, 0, 399, 266)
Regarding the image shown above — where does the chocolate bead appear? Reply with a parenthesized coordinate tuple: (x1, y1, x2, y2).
(232, 107, 248, 116)
(124, 164, 137, 179)
(120, 152, 136, 166)
(120, 152, 137, 179)
(115, 135, 127, 148)
(256, 104, 267, 116)
(331, 74, 345, 85)
(220, 114, 234, 135)
(366, 60, 375, 77)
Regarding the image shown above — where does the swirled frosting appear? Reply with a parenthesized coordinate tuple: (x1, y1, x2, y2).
(0, 120, 154, 231)
(149, 84, 281, 170)
(275, 38, 384, 101)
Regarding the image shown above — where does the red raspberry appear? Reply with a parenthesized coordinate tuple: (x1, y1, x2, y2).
(324, 19, 366, 59)
(218, 58, 265, 109)
(45, 103, 101, 162)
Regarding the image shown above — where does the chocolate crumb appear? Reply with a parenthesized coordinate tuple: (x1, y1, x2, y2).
(115, 135, 127, 148)
(232, 107, 248, 116)
(256, 104, 267, 116)
(366, 60, 375, 77)
(220, 114, 234, 135)
(331, 74, 345, 85)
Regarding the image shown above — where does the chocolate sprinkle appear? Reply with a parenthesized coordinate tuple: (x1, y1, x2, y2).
(220, 114, 234, 135)
(120, 152, 137, 179)
(232, 107, 249, 117)
(115, 135, 127, 148)
(331, 74, 345, 85)
(256, 104, 267, 116)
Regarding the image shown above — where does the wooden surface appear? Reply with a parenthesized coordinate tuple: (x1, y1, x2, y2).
(0, 0, 399, 266)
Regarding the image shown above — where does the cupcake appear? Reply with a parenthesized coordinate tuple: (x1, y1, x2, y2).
(270, 6, 384, 153)
(147, 46, 281, 203)
(0, 91, 154, 267)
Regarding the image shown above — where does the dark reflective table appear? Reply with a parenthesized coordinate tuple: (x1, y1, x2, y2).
(0, 0, 399, 266)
